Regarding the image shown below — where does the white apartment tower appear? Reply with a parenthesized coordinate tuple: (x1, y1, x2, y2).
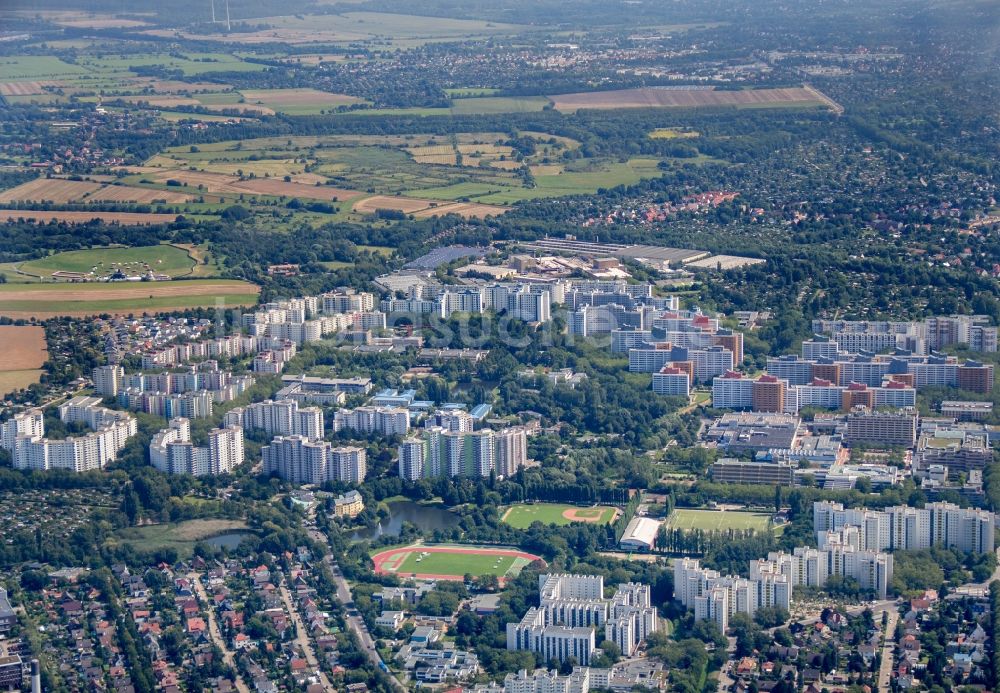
(92, 365, 125, 397)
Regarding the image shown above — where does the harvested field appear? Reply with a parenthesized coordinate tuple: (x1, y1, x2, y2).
(54, 16, 150, 28)
(410, 153, 458, 165)
(0, 280, 260, 319)
(489, 160, 524, 170)
(411, 201, 508, 218)
(353, 195, 434, 215)
(0, 178, 191, 204)
(0, 178, 102, 204)
(0, 325, 48, 397)
(0, 371, 44, 397)
(549, 86, 832, 112)
(354, 195, 507, 218)
(0, 81, 61, 96)
(87, 186, 193, 204)
(146, 169, 359, 201)
(240, 88, 363, 107)
(0, 210, 180, 225)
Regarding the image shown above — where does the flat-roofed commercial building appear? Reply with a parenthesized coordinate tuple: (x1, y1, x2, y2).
(711, 458, 795, 486)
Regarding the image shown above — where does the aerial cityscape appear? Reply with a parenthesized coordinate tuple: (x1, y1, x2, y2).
(0, 0, 998, 691)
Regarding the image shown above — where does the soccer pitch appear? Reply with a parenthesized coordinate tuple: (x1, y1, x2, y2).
(666, 509, 772, 532)
(372, 544, 543, 581)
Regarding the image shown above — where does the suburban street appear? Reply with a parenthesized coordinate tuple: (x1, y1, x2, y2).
(277, 579, 333, 690)
(308, 527, 406, 691)
(189, 573, 251, 693)
(877, 606, 899, 693)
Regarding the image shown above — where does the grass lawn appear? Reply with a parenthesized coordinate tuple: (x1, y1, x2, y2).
(0, 55, 90, 80)
(20, 245, 195, 278)
(667, 509, 773, 532)
(373, 544, 541, 580)
(397, 551, 519, 577)
(449, 96, 551, 115)
(112, 519, 249, 555)
(355, 245, 395, 256)
(649, 128, 700, 139)
(501, 503, 618, 529)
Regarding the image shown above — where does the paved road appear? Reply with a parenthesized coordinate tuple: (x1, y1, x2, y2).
(717, 637, 737, 692)
(877, 606, 899, 693)
(309, 528, 406, 691)
(278, 578, 334, 690)
(189, 573, 250, 693)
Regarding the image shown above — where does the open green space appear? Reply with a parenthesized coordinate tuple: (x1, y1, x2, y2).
(412, 158, 666, 204)
(501, 503, 618, 529)
(19, 245, 196, 278)
(0, 55, 89, 80)
(78, 52, 266, 77)
(448, 95, 551, 115)
(150, 131, 638, 206)
(398, 551, 519, 577)
(666, 509, 773, 532)
(111, 519, 250, 556)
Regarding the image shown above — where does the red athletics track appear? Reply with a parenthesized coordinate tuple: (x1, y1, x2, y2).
(371, 545, 544, 583)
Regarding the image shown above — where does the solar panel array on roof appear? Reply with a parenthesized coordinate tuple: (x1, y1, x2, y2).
(404, 245, 487, 270)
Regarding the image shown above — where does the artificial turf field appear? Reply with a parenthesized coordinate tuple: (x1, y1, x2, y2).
(666, 509, 772, 532)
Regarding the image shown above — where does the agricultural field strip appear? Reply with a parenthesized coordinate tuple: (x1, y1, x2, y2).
(548, 86, 832, 111)
(0, 177, 193, 204)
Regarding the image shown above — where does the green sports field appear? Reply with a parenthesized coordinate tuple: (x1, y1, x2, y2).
(666, 509, 772, 532)
(372, 544, 542, 580)
(400, 551, 517, 577)
(501, 503, 618, 529)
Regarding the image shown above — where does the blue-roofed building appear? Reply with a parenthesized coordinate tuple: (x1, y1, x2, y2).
(372, 389, 417, 407)
(469, 404, 492, 420)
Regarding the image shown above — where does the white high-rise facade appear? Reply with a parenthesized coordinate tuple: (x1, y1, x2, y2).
(92, 365, 125, 396)
(507, 574, 658, 665)
(8, 397, 136, 473)
(263, 436, 366, 485)
(673, 558, 792, 632)
(149, 418, 244, 476)
(333, 406, 410, 436)
(225, 399, 324, 439)
(496, 428, 528, 478)
(814, 500, 995, 554)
